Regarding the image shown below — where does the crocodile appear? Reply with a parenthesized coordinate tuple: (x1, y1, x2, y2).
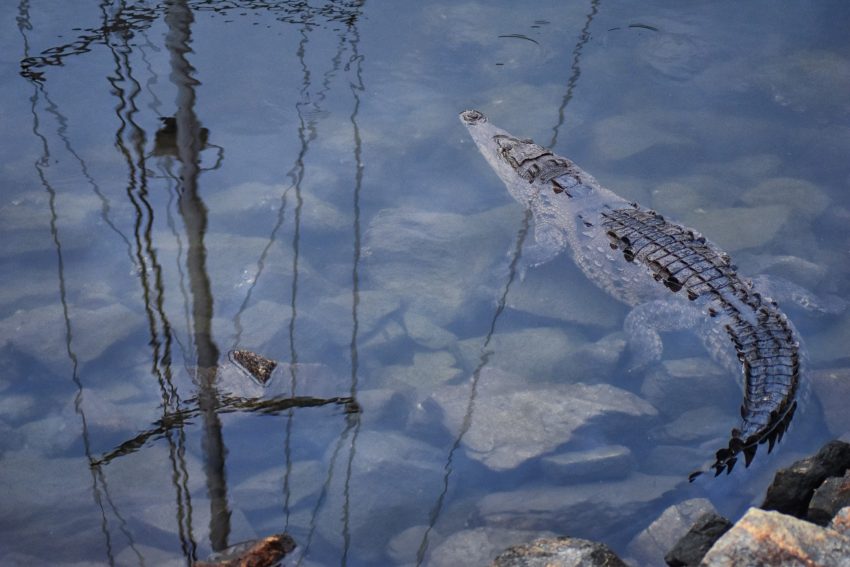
(460, 109, 804, 479)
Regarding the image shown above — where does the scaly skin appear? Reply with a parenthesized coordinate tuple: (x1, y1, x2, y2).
(460, 109, 802, 478)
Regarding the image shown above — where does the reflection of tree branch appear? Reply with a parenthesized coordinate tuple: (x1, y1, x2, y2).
(92, 394, 359, 467)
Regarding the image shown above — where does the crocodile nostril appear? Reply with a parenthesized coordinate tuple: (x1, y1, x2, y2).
(460, 109, 487, 124)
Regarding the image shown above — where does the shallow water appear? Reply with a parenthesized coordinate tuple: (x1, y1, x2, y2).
(2, 1, 850, 565)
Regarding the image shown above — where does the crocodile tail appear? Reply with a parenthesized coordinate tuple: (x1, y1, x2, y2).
(688, 399, 798, 482)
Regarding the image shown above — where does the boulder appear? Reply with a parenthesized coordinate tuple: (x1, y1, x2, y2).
(761, 440, 850, 518)
(664, 511, 732, 566)
(491, 536, 627, 567)
(808, 470, 850, 526)
(700, 508, 850, 567)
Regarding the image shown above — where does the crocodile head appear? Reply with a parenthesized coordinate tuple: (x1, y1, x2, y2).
(460, 109, 589, 205)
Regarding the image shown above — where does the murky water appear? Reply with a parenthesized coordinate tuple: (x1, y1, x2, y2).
(2, 1, 849, 565)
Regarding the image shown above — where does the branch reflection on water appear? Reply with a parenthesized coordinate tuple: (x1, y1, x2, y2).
(20, 0, 368, 563)
(417, 1, 602, 563)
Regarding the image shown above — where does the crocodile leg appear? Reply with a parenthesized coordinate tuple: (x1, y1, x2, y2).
(624, 299, 704, 371)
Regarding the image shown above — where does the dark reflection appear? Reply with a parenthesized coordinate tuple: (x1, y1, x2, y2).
(549, 0, 601, 149)
(20, 0, 369, 563)
(19, 1, 141, 564)
(418, 2, 601, 562)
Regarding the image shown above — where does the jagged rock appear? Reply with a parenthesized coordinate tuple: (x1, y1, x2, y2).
(761, 440, 850, 518)
(430, 367, 657, 470)
(830, 507, 850, 536)
(478, 474, 680, 540)
(428, 527, 557, 567)
(541, 445, 633, 482)
(491, 536, 627, 567)
(664, 511, 732, 567)
(625, 498, 716, 567)
(700, 508, 850, 567)
(808, 470, 850, 526)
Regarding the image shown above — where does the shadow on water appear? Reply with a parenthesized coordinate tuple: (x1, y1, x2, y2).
(19, 0, 369, 564)
(416, 2, 602, 563)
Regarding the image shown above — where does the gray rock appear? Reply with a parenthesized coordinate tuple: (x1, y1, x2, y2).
(317, 290, 401, 345)
(232, 460, 325, 511)
(643, 444, 719, 477)
(641, 357, 738, 419)
(506, 260, 625, 329)
(478, 474, 681, 539)
(403, 311, 457, 350)
(430, 367, 657, 470)
(681, 205, 790, 252)
(0, 303, 141, 376)
(625, 498, 717, 567)
(753, 50, 850, 115)
(363, 205, 516, 326)
(593, 113, 693, 160)
(741, 177, 830, 220)
(541, 445, 633, 482)
(735, 253, 827, 289)
(700, 508, 850, 567)
(659, 406, 734, 443)
(382, 350, 463, 395)
(811, 369, 850, 437)
(455, 326, 619, 385)
(664, 511, 732, 567)
(429, 527, 558, 567)
(317, 431, 444, 562)
(830, 507, 850, 536)
(808, 470, 850, 526)
(491, 536, 627, 567)
(762, 440, 850, 518)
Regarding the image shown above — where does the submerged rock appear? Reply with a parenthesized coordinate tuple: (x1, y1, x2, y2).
(811, 368, 850, 437)
(681, 205, 790, 252)
(429, 527, 558, 567)
(541, 445, 633, 482)
(478, 474, 680, 539)
(363, 206, 516, 326)
(430, 369, 657, 470)
(491, 536, 627, 567)
(700, 508, 850, 567)
(640, 357, 737, 419)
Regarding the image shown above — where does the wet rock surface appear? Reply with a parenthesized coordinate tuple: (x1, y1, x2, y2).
(808, 470, 850, 526)
(700, 508, 850, 567)
(477, 473, 680, 539)
(762, 440, 850, 517)
(491, 536, 627, 567)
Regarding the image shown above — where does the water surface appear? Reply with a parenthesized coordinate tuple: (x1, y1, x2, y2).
(2, 1, 850, 565)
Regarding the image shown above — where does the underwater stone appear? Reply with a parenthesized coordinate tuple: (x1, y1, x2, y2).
(540, 445, 633, 482)
(430, 368, 656, 471)
(478, 474, 680, 540)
